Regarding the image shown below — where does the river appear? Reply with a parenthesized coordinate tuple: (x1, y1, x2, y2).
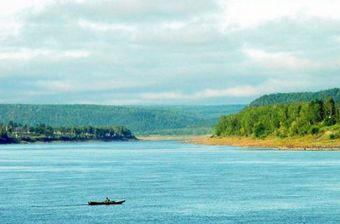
(1, 141, 340, 223)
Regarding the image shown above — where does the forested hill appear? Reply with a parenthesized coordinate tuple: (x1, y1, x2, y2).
(215, 97, 340, 139)
(0, 104, 244, 135)
(250, 88, 340, 106)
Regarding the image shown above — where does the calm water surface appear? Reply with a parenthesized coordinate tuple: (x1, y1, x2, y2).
(1, 141, 340, 223)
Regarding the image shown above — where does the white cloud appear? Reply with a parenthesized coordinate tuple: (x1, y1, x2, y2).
(0, 0, 52, 16)
(0, 19, 22, 38)
(75, 98, 144, 105)
(140, 79, 313, 102)
(198, 86, 258, 97)
(141, 86, 259, 101)
(336, 36, 340, 43)
(0, 0, 55, 37)
(78, 19, 136, 32)
(141, 92, 186, 100)
(36, 80, 73, 93)
(0, 49, 90, 61)
(133, 18, 221, 46)
(0, 0, 338, 104)
(201, 80, 312, 98)
(36, 79, 153, 93)
(242, 47, 318, 71)
(160, 21, 188, 30)
(219, 0, 340, 30)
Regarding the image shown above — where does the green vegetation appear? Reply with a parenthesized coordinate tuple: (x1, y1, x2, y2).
(0, 122, 135, 144)
(215, 97, 340, 139)
(0, 104, 244, 135)
(250, 88, 340, 106)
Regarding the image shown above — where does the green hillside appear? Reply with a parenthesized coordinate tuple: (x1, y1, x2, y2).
(250, 88, 340, 106)
(0, 104, 244, 135)
(215, 97, 340, 139)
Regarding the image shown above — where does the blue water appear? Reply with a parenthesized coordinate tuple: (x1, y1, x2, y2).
(1, 141, 340, 223)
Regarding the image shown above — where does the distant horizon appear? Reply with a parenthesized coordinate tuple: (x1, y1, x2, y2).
(0, 102, 247, 106)
(1, 87, 339, 106)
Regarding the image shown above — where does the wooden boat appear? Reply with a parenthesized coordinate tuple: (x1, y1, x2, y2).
(88, 200, 125, 206)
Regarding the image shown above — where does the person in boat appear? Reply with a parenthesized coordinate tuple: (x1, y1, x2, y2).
(105, 197, 111, 203)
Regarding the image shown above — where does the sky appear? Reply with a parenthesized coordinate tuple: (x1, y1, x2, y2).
(0, 0, 339, 105)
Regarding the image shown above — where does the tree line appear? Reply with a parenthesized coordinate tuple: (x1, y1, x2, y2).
(250, 88, 340, 106)
(0, 104, 243, 135)
(215, 97, 340, 139)
(0, 122, 135, 144)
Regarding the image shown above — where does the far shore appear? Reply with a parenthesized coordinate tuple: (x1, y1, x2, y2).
(138, 135, 210, 142)
(3, 134, 340, 150)
(0, 137, 138, 145)
(191, 135, 340, 151)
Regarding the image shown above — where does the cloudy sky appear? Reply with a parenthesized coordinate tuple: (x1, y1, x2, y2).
(0, 0, 339, 105)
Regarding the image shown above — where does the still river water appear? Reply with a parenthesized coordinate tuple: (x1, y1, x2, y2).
(1, 141, 340, 223)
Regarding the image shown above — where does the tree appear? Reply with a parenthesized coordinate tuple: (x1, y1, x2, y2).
(308, 100, 324, 123)
(324, 97, 336, 126)
(253, 122, 267, 138)
(214, 98, 339, 139)
(324, 96, 336, 116)
(336, 102, 340, 123)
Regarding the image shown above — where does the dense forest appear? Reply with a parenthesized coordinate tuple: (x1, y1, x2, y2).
(250, 88, 340, 107)
(0, 122, 135, 144)
(0, 104, 243, 135)
(215, 97, 340, 139)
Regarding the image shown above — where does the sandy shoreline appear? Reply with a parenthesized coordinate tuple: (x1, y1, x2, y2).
(137, 135, 210, 142)
(130, 135, 340, 151)
(190, 136, 340, 151)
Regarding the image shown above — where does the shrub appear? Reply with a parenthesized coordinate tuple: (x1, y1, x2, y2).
(329, 134, 336, 140)
(309, 126, 320, 135)
(324, 116, 337, 126)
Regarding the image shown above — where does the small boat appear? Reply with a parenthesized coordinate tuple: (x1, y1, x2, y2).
(88, 200, 125, 206)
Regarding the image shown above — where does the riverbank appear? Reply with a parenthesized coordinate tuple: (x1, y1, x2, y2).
(191, 135, 340, 151)
(0, 137, 138, 145)
(0, 123, 136, 144)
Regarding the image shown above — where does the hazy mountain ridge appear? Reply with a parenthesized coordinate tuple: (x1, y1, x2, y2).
(0, 104, 244, 135)
(250, 88, 340, 106)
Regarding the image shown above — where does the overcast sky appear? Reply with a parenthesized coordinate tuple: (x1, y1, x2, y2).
(0, 0, 339, 105)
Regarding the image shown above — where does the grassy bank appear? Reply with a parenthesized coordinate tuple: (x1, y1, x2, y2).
(192, 135, 340, 150)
